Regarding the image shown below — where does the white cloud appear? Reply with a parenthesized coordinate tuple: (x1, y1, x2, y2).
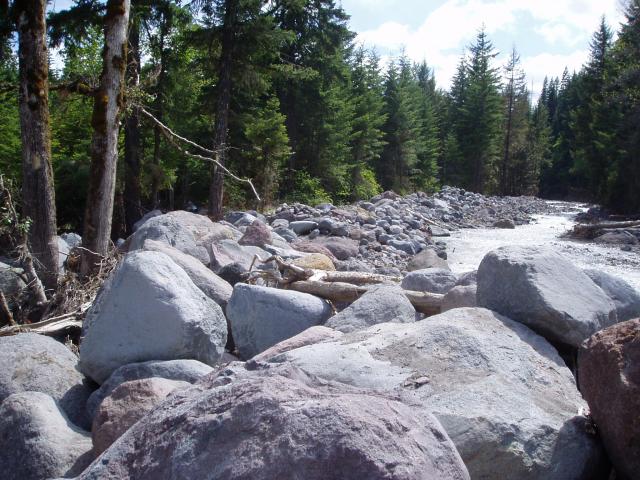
(521, 50, 589, 98)
(352, 0, 625, 89)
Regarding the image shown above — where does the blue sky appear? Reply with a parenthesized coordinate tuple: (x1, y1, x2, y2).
(340, 0, 626, 95)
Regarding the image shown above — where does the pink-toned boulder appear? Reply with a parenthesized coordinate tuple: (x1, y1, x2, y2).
(239, 220, 272, 247)
(92, 377, 190, 455)
(252, 326, 343, 362)
(578, 318, 640, 480)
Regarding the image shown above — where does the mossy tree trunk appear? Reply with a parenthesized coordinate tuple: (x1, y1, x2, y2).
(123, 13, 143, 235)
(208, 0, 238, 221)
(14, 0, 59, 291)
(81, 0, 130, 273)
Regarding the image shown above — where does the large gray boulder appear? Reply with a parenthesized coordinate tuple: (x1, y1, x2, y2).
(79, 251, 227, 384)
(72, 363, 470, 480)
(0, 392, 93, 480)
(127, 210, 219, 265)
(325, 285, 416, 333)
(0, 333, 93, 429)
(271, 308, 607, 480)
(142, 239, 232, 309)
(227, 284, 333, 359)
(476, 246, 617, 347)
(583, 269, 640, 322)
(401, 268, 457, 294)
(85, 359, 214, 420)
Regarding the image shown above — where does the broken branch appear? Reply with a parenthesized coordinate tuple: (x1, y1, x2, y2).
(139, 107, 261, 201)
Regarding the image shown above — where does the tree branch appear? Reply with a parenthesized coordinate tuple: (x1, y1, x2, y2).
(138, 106, 261, 201)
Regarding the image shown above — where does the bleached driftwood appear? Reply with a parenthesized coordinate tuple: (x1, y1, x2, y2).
(248, 254, 442, 315)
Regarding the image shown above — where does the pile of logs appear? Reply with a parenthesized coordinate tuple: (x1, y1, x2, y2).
(248, 255, 443, 316)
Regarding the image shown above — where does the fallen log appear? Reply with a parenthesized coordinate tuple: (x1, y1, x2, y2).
(571, 220, 640, 238)
(0, 301, 91, 337)
(286, 280, 443, 316)
(311, 270, 402, 285)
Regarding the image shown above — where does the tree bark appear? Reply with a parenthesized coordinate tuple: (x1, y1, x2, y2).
(123, 14, 143, 235)
(81, 0, 130, 273)
(14, 0, 59, 291)
(208, 0, 239, 220)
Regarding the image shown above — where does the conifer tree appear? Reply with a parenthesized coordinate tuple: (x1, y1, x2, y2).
(462, 27, 503, 193)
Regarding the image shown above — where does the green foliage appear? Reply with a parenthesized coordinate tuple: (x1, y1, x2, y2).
(242, 96, 292, 207)
(0, 43, 20, 182)
(285, 170, 333, 205)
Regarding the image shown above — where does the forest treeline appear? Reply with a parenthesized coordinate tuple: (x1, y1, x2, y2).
(0, 0, 639, 283)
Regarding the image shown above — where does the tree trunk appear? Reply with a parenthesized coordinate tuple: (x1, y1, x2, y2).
(208, 0, 239, 220)
(501, 64, 515, 196)
(14, 0, 59, 291)
(123, 15, 143, 235)
(81, 0, 130, 273)
(150, 23, 168, 209)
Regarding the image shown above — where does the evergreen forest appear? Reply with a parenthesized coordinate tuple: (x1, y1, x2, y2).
(1, 0, 639, 246)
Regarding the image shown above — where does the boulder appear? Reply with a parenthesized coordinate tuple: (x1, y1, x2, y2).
(401, 268, 457, 294)
(493, 218, 516, 229)
(407, 248, 450, 271)
(132, 209, 162, 232)
(0, 392, 92, 480)
(594, 231, 638, 245)
(291, 240, 336, 259)
(92, 377, 191, 455)
(226, 284, 333, 359)
(289, 220, 318, 235)
(72, 363, 470, 480)
(325, 285, 416, 333)
(441, 285, 477, 311)
(584, 269, 640, 322)
(0, 261, 26, 309)
(127, 210, 218, 264)
(292, 253, 336, 271)
(313, 237, 359, 260)
(251, 326, 343, 362)
(272, 308, 607, 480)
(209, 239, 270, 272)
(61, 232, 82, 249)
(455, 270, 477, 286)
(57, 236, 70, 271)
(217, 262, 248, 286)
(388, 239, 418, 255)
(578, 318, 640, 480)
(79, 251, 227, 384)
(0, 333, 93, 429)
(274, 226, 297, 242)
(142, 239, 233, 309)
(85, 359, 214, 420)
(476, 246, 617, 347)
(238, 219, 272, 247)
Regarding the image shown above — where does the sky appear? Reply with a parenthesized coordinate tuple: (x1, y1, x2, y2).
(340, 0, 627, 96)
